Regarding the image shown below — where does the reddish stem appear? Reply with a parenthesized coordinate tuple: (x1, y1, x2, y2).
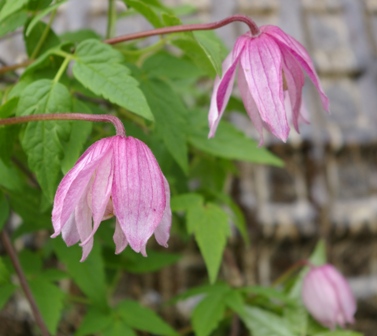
(0, 230, 50, 336)
(0, 113, 126, 137)
(104, 14, 260, 45)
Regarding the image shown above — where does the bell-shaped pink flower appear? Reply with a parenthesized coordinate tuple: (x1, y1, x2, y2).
(51, 135, 171, 261)
(209, 25, 329, 144)
(302, 264, 356, 329)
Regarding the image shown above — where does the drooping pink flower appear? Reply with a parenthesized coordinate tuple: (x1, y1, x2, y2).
(302, 264, 356, 329)
(209, 25, 329, 144)
(51, 135, 171, 261)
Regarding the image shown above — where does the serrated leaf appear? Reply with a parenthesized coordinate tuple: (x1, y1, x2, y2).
(25, 21, 60, 58)
(117, 300, 178, 336)
(124, 0, 163, 27)
(141, 78, 188, 173)
(0, 0, 27, 21)
(26, 0, 67, 36)
(61, 99, 92, 174)
(170, 193, 203, 212)
(0, 10, 27, 37)
(16, 79, 72, 201)
(76, 307, 113, 336)
(188, 110, 283, 166)
(188, 203, 230, 283)
(0, 191, 9, 231)
(192, 289, 228, 336)
(53, 239, 107, 308)
(29, 279, 65, 335)
(241, 306, 295, 336)
(73, 39, 153, 120)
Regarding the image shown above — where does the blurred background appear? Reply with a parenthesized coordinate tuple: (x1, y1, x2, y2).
(1, 0, 377, 334)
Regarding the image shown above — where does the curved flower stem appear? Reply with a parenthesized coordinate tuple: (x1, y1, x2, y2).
(272, 259, 310, 287)
(0, 113, 126, 137)
(0, 230, 50, 336)
(104, 14, 260, 45)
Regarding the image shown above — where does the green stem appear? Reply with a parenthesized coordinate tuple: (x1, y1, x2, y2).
(106, 0, 116, 39)
(31, 9, 57, 59)
(53, 57, 70, 83)
(272, 259, 309, 287)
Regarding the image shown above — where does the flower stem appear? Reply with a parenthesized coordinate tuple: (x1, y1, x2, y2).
(31, 9, 57, 59)
(0, 230, 50, 336)
(272, 259, 309, 287)
(106, 0, 116, 39)
(104, 14, 260, 45)
(0, 113, 126, 137)
(53, 57, 71, 83)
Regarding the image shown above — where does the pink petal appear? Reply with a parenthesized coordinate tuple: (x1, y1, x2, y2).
(302, 268, 339, 329)
(61, 212, 79, 246)
(237, 65, 265, 145)
(112, 136, 166, 255)
(281, 50, 305, 132)
(75, 183, 94, 262)
(208, 40, 245, 138)
(262, 25, 329, 112)
(154, 177, 171, 247)
(80, 149, 114, 246)
(113, 220, 128, 254)
(52, 138, 112, 236)
(240, 35, 289, 141)
(323, 265, 356, 325)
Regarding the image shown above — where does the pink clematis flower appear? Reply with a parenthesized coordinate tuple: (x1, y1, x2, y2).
(302, 264, 356, 329)
(51, 135, 171, 261)
(209, 25, 329, 144)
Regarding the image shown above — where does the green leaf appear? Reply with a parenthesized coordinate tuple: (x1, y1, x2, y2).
(61, 99, 92, 174)
(124, 0, 163, 27)
(0, 159, 24, 191)
(117, 300, 178, 336)
(27, 0, 52, 10)
(192, 30, 227, 76)
(103, 319, 137, 336)
(0, 191, 9, 231)
(76, 307, 113, 336)
(53, 239, 107, 308)
(0, 283, 16, 310)
(188, 110, 283, 166)
(171, 193, 203, 212)
(26, 0, 67, 36)
(141, 78, 188, 173)
(143, 52, 204, 80)
(119, 250, 181, 274)
(25, 21, 60, 58)
(73, 39, 153, 120)
(241, 306, 295, 336)
(192, 289, 228, 336)
(284, 303, 308, 336)
(0, 256, 11, 284)
(188, 203, 230, 283)
(19, 249, 42, 275)
(60, 29, 101, 44)
(29, 279, 65, 335)
(16, 79, 72, 201)
(0, 0, 27, 21)
(0, 10, 27, 37)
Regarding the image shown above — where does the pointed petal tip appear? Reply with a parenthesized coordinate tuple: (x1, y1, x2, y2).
(50, 232, 60, 238)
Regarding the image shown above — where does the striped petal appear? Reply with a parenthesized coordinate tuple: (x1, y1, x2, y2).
(240, 34, 289, 141)
(112, 136, 166, 255)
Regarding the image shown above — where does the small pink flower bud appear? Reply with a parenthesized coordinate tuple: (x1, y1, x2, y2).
(302, 264, 356, 329)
